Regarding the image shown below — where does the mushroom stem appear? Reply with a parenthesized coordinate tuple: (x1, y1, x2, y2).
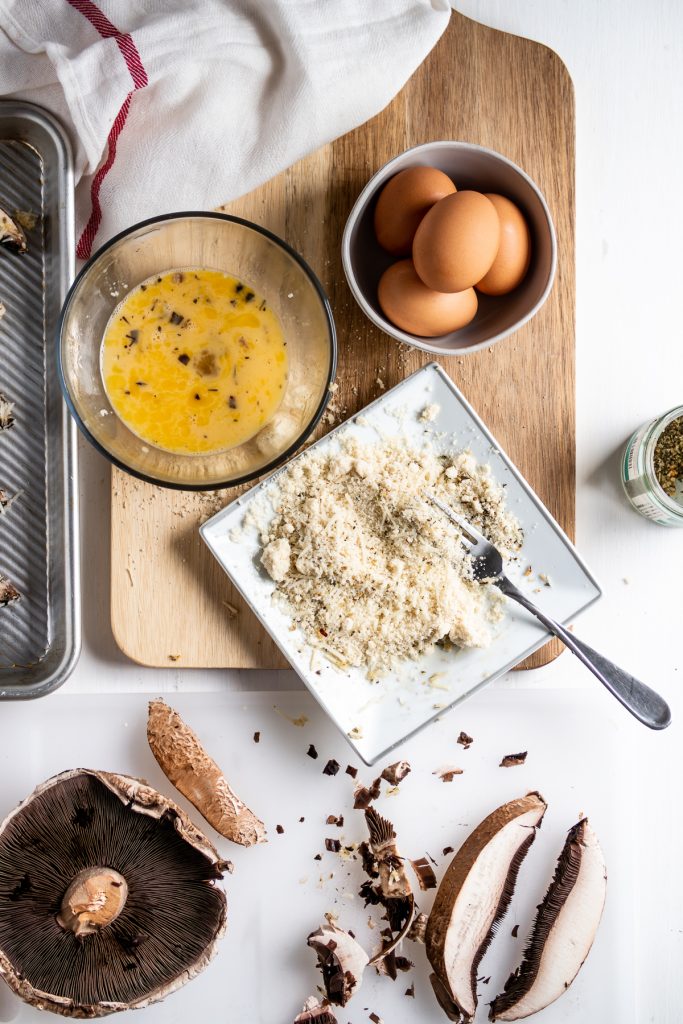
(57, 866, 128, 937)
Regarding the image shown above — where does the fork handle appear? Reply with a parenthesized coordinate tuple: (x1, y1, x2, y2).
(498, 578, 671, 730)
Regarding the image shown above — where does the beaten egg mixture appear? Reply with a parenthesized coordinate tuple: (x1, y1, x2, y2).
(101, 269, 288, 455)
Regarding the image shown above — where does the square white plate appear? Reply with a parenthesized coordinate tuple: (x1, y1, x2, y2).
(201, 363, 601, 764)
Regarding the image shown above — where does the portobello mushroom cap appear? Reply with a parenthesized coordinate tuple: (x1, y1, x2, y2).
(0, 769, 228, 1018)
(426, 792, 547, 1023)
(489, 818, 607, 1021)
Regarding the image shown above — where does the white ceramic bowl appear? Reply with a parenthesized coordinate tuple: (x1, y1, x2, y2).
(341, 141, 557, 356)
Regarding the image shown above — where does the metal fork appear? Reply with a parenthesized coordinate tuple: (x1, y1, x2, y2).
(426, 494, 671, 730)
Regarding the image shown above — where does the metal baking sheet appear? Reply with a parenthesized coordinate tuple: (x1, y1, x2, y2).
(0, 101, 80, 697)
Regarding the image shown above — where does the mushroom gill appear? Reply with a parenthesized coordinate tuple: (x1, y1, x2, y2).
(489, 818, 607, 1021)
(0, 769, 228, 1017)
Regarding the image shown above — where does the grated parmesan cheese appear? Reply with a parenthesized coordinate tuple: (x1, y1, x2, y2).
(419, 403, 440, 422)
(253, 436, 523, 676)
(260, 537, 291, 582)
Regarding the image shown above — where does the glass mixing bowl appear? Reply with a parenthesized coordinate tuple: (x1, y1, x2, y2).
(58, 213, 336, 489)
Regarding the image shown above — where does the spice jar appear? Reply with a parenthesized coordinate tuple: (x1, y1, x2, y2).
(622, 404, 683, 526)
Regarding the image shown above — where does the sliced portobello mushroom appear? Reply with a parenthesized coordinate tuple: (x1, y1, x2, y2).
(489, 818, 607, 1021)
(426, 792, 547, 1023)
(307, 922, 370, 1006)
(0, 207, 27, 253)
(0, 769, 228, 1017)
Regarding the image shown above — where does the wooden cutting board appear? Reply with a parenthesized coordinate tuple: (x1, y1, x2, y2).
(111, 10, 575, 670)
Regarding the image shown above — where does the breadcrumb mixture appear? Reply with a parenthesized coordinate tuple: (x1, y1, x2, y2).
(254, 437, 523, 675)
(419, 403, 440, 422)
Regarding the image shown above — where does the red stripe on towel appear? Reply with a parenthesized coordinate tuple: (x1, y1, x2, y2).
(66, 0, 148, 258)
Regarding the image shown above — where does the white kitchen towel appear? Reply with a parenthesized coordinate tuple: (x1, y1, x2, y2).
(0, 0, 451, 259)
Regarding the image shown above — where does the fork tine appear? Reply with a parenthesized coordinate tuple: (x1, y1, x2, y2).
(423, 492, 481, 546)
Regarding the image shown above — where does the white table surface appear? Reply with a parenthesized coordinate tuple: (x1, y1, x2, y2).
(21, 1, 683, 1020)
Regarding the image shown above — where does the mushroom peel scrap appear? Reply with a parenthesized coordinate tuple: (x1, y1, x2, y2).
(489, 818, 607, 1021)
(0, 769, 228, 1018)
(147, 699, 266, 846)
(426, 792, 547, 1023)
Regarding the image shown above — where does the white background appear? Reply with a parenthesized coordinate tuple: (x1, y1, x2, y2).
(34, 1, 683, 1020)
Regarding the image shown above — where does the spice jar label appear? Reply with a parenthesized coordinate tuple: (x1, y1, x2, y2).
(622, 409, 683, 527)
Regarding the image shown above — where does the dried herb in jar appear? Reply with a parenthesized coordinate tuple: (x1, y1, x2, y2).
(654, 416, 683, 497)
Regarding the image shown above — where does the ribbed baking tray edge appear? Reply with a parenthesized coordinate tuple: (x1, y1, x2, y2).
(0, 100, 80, 698)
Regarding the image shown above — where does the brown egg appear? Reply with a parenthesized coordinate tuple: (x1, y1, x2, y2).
(476, 194, 531, 295)
(374, 167, 456, 256)
(378, 260, 478, 337)
(412, 191, 500, 293)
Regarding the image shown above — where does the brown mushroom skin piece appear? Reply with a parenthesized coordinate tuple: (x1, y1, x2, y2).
(489, 819, 607, 1021)
(380, 760, 411, 786)
(147, 699, 266, 846)
(0, 769, 228, 1019)
(426, 792, 547, 1023)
